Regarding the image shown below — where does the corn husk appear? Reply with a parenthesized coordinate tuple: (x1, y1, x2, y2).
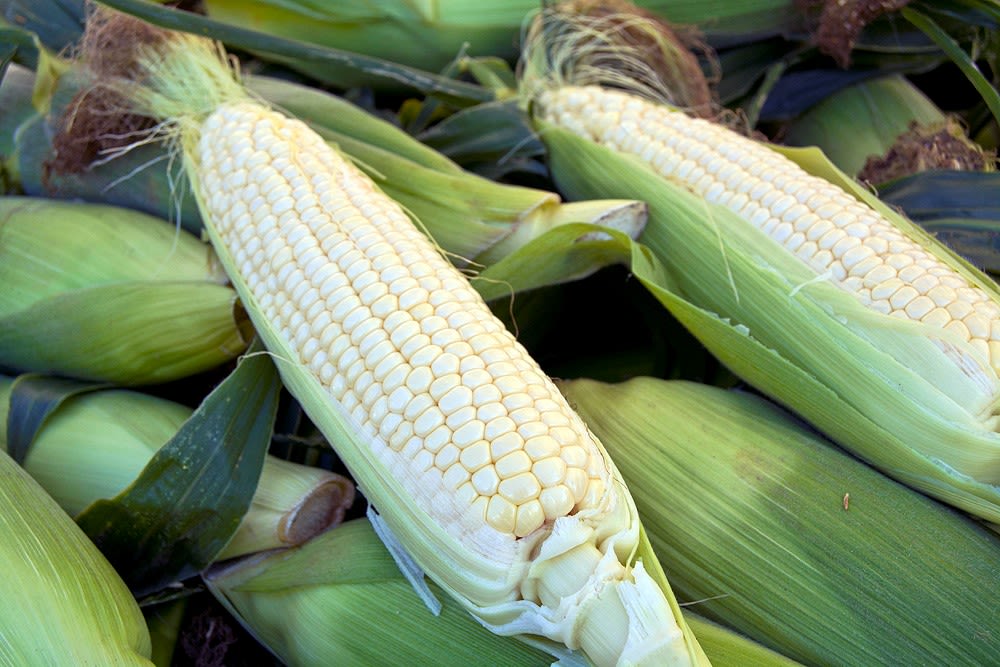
(0, 447, 153, 664)
(200, 0, 798, 85)
(562, 377, 1000, 665)
(783, 74, 947, 177)
(0, 197, 250, 384)
(0, 375, 354, 560)
(205, 519, 553, 666)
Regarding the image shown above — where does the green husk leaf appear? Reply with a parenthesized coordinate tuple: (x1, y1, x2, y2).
(4, 373, 105, 465)
(681, 614, 801, 667)
(96, 0, 493, 105)
(245, 74, 462, 175)
(204, 519, 556, 666)
(0, 447, 153, 664)
(472, 222, 635, 301)
(75, 351, 281, 596)
(539, 120, 1000, 523)
(561, 377, 1000, 665)
(0, 281, 249, 385)
(0, 196, 225, 314)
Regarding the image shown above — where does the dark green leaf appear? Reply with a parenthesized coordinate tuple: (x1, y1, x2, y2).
(878, 170, 1000, 221)
(878, 171, 1000, 273)
(913, 0, 1000, 29)
(417, 100, 547, 179)
(0, 25, 38, 71)
(95, 0, 493, 106)
(5, 374, 106, 465)
(902, 6, 1000, 127)
(76, 351, 281, 596)
(0, 0, 84, 54)
(918, 218, 1000, 273)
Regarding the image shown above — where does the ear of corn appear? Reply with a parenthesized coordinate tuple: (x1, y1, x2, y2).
(520, 7, 1000, 524)
(0, 374, 355, 559)
(0, 197, 250, 384)
(561, 376, 1000, 665)
(79, 12, 703, 665)
(0, 447, 153, 665)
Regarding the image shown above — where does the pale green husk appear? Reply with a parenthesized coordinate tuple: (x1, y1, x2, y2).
(783, 74, 947, 176)
(205, 519, 552, 666)
(0, 197, 249, 384)
(562, 377, 1000, 665)
(0, 447, 153, 664)
(0, 376, 354, 559)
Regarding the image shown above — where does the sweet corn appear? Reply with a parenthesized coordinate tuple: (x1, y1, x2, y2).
(73, 10, 703, 665)
(536, 83, 1000, 370)
(521, 4, 1000, 523)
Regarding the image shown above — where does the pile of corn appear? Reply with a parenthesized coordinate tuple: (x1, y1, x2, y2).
(1, 0, 998, 665)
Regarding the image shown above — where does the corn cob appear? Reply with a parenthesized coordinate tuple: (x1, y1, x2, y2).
(0, 448, 153, 664)
(562, 377, 1000, 665)
(71, 11, 702, 665)
(521, 4, 1000, 522)
(0, 375, 355, 560)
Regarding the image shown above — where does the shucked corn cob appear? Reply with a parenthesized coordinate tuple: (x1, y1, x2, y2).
(68, 10, 701, 665)
(521, 4, 1000, 521)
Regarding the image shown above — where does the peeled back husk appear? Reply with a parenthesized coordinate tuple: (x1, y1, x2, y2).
(0, 375, 354, 559)
(561, 376, 1000, 665)
(0, 197, 250, 384)
(0, 447, 153, 665)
